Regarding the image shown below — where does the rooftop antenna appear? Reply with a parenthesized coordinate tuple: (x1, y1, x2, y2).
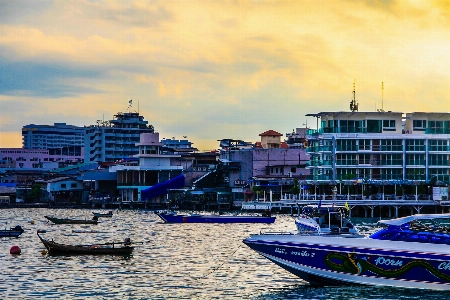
(377, 82, 385, 112)
(350, 80, 359, 112)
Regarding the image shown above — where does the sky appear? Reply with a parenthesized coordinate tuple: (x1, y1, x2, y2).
(1, 0, 450, 152)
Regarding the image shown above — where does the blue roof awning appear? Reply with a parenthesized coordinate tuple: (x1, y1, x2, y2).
(141, 175, 185, 200)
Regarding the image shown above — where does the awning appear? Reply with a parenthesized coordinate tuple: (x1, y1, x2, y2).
(141, 175, 185, 200)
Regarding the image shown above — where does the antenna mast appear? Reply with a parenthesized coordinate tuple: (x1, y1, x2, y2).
(377, 82, 385, 112)
(350, 81, 359, 112)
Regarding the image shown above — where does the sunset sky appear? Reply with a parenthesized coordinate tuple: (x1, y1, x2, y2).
(1, 0, 450, 151)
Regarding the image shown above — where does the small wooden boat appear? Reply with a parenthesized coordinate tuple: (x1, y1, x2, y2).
(155, 211, 276, 224)
(0, 225, 24, 238)
(45, 216, 99, 225)
(92, 211, 113, 218)
(37, 230, 134, 255)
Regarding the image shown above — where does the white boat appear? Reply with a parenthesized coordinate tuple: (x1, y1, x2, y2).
(295, 205, 358, 234)
(243, 213, 450, 290)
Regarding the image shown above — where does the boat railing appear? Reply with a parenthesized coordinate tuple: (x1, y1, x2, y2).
(258, 231, 297, 235)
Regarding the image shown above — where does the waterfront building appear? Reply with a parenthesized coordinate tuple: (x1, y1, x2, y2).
(111, 133, 185, 203)
(161, 138, 198, 154)
(84, 110, 154, 163)
(305, 111, 450, 185)
(0, 148, 83, 170)
(22, 123, 84, 156)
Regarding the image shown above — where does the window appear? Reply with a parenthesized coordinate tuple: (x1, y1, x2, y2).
(406, 139, 425, 152)
(381, 139, 402, 151)
(413, 120, 426, 130)
(358, 154, 371, 164)
(429, 140, 448, 152)
(358, 139, 370, 150)
(61, 183, 66, 188)
(71, 183, 77, 188)
(406, 154, 425, 166)
(383, 120, 396, 131)
(429, 154, 448, 166)
(336, 154, 357, 165)
(291, 167, 296, 173)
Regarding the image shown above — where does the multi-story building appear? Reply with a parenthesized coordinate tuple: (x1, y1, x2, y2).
(306, 111, 450, 184)
(84, 111, 154, 163)
(112, 133, 184, 202)
(22, 123, 84, 156)
(0, 148, 83, 170)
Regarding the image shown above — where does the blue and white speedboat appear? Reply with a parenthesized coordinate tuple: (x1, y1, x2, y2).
(243, 213, 450, 290)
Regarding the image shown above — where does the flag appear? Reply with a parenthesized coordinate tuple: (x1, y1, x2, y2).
(345, 202, 350, 211)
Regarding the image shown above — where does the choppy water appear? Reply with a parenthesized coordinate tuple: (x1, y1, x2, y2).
(1, 209, 450, 299)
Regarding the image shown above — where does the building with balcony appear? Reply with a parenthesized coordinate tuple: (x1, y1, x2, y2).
(22, 123, 84, 156)
(305, 111, 450, 185)
(84, 110, 154, 163)
(111, 133, 185, 203)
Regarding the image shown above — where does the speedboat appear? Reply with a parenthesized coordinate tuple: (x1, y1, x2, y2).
(295, 205, 358, 234)
(155, 211, 276, 224)
(243, 213, 450, 290)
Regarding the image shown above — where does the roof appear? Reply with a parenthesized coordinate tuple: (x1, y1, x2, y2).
(259, 130, 282, 137)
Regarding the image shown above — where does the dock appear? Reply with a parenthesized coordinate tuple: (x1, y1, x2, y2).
(242, 199, 450, 219)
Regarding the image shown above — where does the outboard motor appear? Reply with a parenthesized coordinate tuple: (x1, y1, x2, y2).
(124, 238, 131, 246)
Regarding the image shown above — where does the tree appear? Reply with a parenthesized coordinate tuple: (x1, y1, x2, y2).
(252, 186, 263, 201)
(290, 178, 300, 196)
(30, 184, 42, 202)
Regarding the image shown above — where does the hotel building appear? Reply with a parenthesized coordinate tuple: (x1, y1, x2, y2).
(22, 123, 84, 156)
(306, 111, 450, 183)
(84, 111, 154, 163)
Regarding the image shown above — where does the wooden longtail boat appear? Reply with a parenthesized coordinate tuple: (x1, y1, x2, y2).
(37, 230, 134, 255)
(44, 216, 99, 225)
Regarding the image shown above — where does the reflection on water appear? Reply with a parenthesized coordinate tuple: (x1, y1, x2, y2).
(1, 209, 450, 299)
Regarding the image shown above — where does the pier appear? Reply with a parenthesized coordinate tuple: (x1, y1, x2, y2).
(242, 199, 450, 219)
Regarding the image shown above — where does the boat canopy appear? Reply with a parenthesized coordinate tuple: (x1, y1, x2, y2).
(379, 213, 450, 227)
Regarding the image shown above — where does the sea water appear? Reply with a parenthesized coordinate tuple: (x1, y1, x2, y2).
(1, 208, 450, 299)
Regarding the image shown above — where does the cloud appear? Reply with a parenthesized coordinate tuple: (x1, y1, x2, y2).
(1, 0, 450, 151)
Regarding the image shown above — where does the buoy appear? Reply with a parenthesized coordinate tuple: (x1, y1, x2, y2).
(30, 220, 35, 225)
(41, 250, 47, 255)
(10, 245, 21, 255)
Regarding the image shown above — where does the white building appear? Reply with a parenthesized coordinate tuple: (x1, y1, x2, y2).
(306, 111, 450, 184)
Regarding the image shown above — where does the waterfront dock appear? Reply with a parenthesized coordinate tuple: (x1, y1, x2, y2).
(242, 198, 449, 219)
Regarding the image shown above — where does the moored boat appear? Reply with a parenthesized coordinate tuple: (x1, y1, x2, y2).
(45, 216, 99, 225)
(0, 225, 24, 238)
(243, 213, 450, 290)
(37, 230, 134, 255)
(92, 211, 113, 218)
(156, 211, 276, 224)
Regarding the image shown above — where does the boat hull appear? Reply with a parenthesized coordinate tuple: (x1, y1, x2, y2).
(0, 230, 22, 238)
(45, 216, 98, 225)
(38, 233, 133, 256)
(243, 234, 450, 290)
(156, 213, 275, 224)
